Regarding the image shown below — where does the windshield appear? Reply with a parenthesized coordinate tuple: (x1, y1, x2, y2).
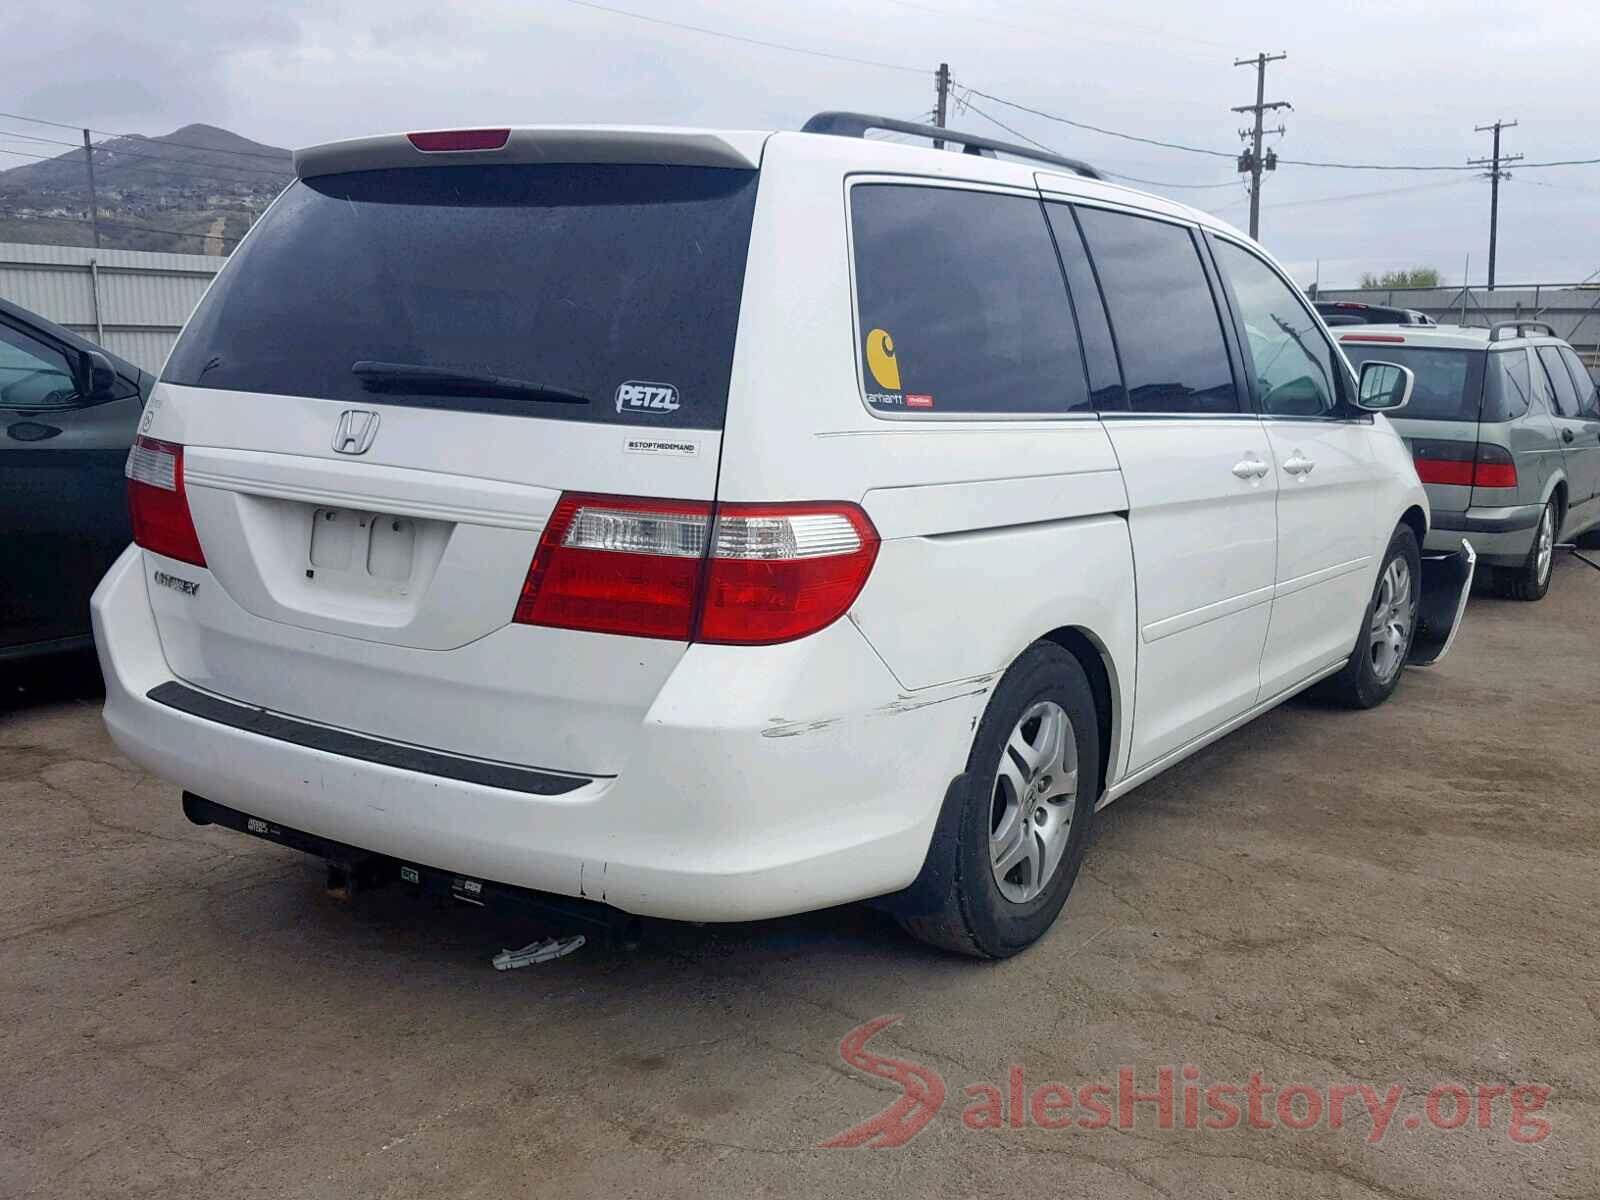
(1339, 344, 1487, 421)
(163, 163, 759, 429)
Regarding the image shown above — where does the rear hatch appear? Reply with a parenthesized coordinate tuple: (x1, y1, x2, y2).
(1338, 335, 1507, 511)
(139, 130, 764, 775)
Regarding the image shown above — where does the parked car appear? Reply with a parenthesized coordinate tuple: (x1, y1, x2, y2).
(1, 297, 150, 660)
(91, 117, 1472, 958)
(1338, 321, 1600, 601)
(1316, 301, 1437, 328)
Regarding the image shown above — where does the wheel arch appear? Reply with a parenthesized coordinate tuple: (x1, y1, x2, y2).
(1399, 503, 1426, 549)
(1039, 625, 1121, 804)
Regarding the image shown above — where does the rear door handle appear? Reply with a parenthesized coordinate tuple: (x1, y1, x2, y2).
(1232, 457, 1270, 480)
(1284, 455, 1316, 476)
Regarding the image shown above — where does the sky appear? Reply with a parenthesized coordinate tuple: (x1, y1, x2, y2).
(1, 0, 1595, 287)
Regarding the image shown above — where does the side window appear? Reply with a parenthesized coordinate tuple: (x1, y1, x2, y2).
(1043, 203, 1124, 408)
(1074, 207, 1239, 415)
(0, 321, 81, 410)
(849, 185, 1089, 415)
(1558, 346, 1599, 417)
(1487, 349, 1532, 421)
(1212, 239, 1340, 417)
(1536, 346, 1579, 417)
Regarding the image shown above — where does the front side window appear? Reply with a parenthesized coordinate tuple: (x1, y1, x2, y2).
(850, 184, 1088, 415)
(1536, 346, 1580, 418)
(0, 322, 79, 410)
(1074, 207, 1238, 415)
(1213, 239, 1340, 417)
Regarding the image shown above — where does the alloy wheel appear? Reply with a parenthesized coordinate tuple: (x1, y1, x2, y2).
(1368, 556, 1415, 684)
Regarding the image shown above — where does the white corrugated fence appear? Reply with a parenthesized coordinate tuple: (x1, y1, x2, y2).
(0, 241, 224, 373)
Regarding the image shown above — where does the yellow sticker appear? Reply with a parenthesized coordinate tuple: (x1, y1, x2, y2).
(865, 328, 901, 391)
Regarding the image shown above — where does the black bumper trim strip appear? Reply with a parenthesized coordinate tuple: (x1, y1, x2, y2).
(146, 681, 590, 797)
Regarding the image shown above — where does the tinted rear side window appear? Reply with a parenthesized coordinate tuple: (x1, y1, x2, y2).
(163, 164, 759, 429)
(1074, 208, 1238, 414)
(1536, 346, 1580, 417)
(1486, 349, 1532, 421)
(1338, 344, 1486, 422)
(1557, 345, 1599, 416)
(849, 184, 1088, 415)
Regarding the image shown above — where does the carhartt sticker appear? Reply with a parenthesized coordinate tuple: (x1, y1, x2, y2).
(624, 437, 699, 457)
(865, 328, 901, 391)
(615, 381, 681, 415)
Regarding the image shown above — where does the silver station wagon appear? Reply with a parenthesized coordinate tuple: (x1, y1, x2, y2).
(1339, 321, 1600, 601)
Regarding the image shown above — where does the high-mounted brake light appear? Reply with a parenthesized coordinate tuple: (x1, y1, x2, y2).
(1341, 334, 1406, 343)
(406, 128, 511, 153)
(126, 436, 206, 566)
(514, 494, 880, 644)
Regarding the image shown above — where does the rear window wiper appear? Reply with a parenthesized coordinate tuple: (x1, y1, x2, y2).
(352, 361, 590, 405)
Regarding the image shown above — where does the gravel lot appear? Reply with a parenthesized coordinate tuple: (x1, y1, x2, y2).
(4, 558, 1597, 1199)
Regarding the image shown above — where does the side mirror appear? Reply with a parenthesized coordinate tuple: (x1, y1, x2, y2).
(1357, 360, 1413, 412)
(80, 349, 119, 401)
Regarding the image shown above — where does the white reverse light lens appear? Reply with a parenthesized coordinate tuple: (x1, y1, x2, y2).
(126, 438, 178, 490)
(563, 506, 709, 557)
(712, 512, 863, 560)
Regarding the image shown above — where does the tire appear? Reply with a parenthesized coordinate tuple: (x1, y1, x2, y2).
(1491, 498, 1557, 602)
(898, 642, 1100, 959)
(1315, 525, 1421, 710)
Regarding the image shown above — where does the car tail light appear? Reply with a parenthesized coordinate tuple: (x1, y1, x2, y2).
(1470, 443, 1518, 489)
(126, 436, 206, 566)
(698, 503, 880, 645)
(406, 128, 510, 152)
(514, 494, 879, 644)
(1410, 440, 1518, 489)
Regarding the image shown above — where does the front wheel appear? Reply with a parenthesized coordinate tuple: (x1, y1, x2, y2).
(898, 642, 1100, 958)
(1315, 525, 1420, 709)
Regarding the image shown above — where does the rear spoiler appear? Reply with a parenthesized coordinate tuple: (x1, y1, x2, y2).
(294, 126, 767, 179)
(1408, 539, 1476, 667)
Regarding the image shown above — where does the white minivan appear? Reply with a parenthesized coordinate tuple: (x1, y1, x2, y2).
(92, 116, 1474, 957)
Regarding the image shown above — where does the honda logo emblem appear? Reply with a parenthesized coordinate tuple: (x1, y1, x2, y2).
(332, 409, 380, 455)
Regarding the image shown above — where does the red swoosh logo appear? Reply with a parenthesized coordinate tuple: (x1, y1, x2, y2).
(818, 1015, 946, 1148)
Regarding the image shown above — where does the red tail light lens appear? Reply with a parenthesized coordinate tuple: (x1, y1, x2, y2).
(406, 128, 510, 152)
(1470, 443, 1518, 489)
(1411, 440, 1518, 489)
(126, 436, 206, 566)
(514, 495, 879, 644)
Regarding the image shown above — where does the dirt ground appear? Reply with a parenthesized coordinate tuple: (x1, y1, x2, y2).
(3, 559, 1597, 1199)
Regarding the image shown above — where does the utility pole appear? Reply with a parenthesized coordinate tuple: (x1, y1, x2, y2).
(81, 129, 101, 249)
(933, 62, 951, 150)
(1232, 52, 1289, 240)
(1468, 119, 1520, 291)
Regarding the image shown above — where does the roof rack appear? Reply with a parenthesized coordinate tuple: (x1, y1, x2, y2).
(801, 111, 1102, 180)
(1490, 320, 1556, 341)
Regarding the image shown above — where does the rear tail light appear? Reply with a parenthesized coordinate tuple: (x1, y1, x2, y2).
(1411, 440, 1518, 489)
(406, 128, 510, 152)
(126, 436, 206, 566)
(1469, 443, 1518, 489)
(514, 494, 879, 645)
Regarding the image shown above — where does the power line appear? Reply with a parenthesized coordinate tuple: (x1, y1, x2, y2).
(0, 110, 290, 163)
(960, 86, 1239, 159)
(554, 0, 926, 74)
(957, 93, 1236, 188)
(0, 209, 241, 247)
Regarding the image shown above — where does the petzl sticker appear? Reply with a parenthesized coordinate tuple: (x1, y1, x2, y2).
(623, 437, 699, 457)
(615, 381, 681, 415)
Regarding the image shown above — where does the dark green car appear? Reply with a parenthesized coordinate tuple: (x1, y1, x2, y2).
(1340, 320, 1600, 601)
(0, 298, 151, 659)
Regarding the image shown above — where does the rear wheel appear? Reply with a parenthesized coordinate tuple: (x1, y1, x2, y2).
(1492, 498, 1557, 602)
(1316, 525, 1420, 709)
(898, 642, 1099, 958)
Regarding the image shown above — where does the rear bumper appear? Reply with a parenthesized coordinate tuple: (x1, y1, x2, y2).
(1426, 504, 1539, 564)
(91, 546, 987, 922)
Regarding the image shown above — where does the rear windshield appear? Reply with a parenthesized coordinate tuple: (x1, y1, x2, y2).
(1339, 344, 1487, 421)
(163, 164, 759, 429)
